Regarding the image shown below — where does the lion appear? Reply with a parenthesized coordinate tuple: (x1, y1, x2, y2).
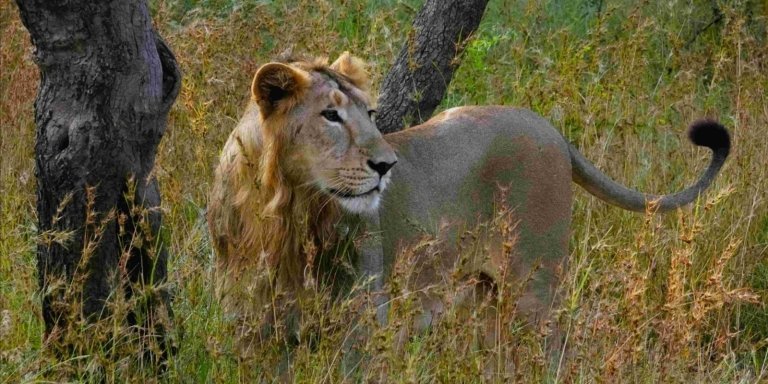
(207, 52, 730, 345)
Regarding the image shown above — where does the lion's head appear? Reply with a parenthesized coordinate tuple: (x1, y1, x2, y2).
(252, 52, 397, 214)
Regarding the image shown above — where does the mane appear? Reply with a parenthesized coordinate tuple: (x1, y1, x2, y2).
(208, 58, 351, 300)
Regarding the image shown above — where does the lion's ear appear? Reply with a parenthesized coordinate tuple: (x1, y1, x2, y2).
(330, 51, 370, 91)
(251, 63, 311, 117)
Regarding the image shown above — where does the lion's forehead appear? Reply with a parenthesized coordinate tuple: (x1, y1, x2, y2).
(309, 70, 371, 108)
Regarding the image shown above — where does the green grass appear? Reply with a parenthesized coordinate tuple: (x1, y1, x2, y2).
(2, 0, 768, 382)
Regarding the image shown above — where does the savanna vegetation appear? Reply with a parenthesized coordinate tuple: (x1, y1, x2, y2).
(2, 0, 767, 382)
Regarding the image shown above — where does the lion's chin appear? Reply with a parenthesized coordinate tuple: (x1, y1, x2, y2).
(336, 192, 381, 215)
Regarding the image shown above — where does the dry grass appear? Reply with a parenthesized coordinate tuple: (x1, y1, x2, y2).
(2, 0, 768, 382)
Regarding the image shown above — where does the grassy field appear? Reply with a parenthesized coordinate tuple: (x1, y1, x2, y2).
(2, 0, 768, 382)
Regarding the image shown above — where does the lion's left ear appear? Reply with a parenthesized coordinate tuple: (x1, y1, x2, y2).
(330, 51, 370, 91)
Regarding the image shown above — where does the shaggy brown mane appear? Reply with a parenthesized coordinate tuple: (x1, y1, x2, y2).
(207, 56, 364, 312)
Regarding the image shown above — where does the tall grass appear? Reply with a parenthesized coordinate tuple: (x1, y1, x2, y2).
(2, 0, 767, 382)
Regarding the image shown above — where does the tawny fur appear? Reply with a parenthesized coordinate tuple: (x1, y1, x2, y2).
(209, 50, 731, 357)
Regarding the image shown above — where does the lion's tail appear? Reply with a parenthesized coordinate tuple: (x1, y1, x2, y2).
(570, 120, 731, 212)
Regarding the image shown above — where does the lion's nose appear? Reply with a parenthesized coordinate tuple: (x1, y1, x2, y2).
(367, 159, 397, 177)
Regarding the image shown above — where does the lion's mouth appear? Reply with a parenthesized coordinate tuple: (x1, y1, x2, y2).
(327, 186, 380, 199)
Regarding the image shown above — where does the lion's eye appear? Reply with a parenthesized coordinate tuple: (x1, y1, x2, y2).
(321, 110, 343, 123)
(368, 109, 377, 121)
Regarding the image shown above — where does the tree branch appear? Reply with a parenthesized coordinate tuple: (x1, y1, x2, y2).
(376, 0, 489, 134)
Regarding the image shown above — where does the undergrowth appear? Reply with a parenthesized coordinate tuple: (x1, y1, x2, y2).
(2, 0, 767, 382)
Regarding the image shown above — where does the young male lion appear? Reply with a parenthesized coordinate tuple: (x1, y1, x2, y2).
(207, 52, 730, 346)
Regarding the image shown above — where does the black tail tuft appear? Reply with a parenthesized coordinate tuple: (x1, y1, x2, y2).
(688, 119, 731, 158)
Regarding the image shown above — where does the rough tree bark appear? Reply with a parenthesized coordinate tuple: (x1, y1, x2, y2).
(376, 0, 490, 134)
(15, 0, 180, 354)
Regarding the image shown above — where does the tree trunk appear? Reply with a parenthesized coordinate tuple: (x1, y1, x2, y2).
(14, 0, 180, 356)
(376, 0, 489, 134)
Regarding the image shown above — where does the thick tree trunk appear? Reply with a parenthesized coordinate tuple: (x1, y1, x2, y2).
(376, 0, 489, 133)
(15, 0, 180, 354)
